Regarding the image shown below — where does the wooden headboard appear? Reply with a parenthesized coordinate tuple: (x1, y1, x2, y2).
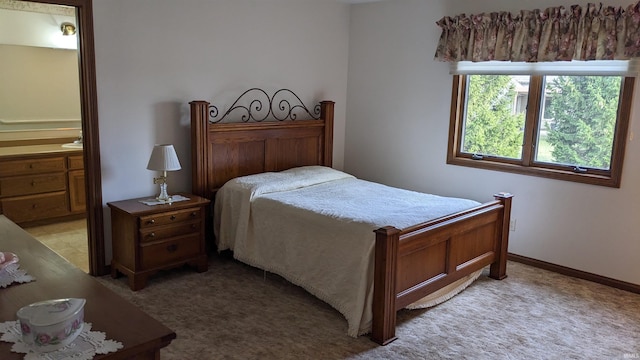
(190, 89, 334, 200)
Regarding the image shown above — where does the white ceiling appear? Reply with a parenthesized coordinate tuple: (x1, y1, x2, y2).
(0, 2, 77, 50)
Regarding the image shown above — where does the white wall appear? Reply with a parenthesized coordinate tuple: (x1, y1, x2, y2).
(93, 0, 350, 260)
(346, 0, 640, 285)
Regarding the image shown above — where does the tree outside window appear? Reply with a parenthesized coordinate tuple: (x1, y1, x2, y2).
(543, 76, 622, 170)
(448, 72, 634, 187)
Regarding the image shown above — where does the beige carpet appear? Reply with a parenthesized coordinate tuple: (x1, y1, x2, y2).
(97, 254, 640, 360)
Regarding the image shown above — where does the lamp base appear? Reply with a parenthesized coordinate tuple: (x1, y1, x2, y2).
(156, 182, 172, 203)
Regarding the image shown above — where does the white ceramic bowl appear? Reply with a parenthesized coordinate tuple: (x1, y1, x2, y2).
(16, 298, 86, 352)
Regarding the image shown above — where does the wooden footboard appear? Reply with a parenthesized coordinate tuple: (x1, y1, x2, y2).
(372, 192, 513, 345)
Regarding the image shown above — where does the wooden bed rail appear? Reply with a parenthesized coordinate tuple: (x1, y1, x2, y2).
(372, 193, 513, 345)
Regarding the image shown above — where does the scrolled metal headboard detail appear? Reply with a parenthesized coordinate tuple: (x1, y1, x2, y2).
(208, 88, 321, 123)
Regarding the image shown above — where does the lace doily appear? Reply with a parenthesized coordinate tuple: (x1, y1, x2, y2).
(139, 194, 190, 205)
(0, 263, 35, 288)
(0, 321, 123, 360)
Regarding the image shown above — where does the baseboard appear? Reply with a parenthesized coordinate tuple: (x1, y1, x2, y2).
(508, 253, 640, 295)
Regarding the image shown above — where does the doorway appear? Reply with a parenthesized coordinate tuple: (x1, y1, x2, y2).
(0, 0, 105, 275)
(25, 220, 89, 271)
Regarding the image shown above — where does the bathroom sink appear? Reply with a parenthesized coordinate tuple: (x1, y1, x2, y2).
(61, 143, 83, 149)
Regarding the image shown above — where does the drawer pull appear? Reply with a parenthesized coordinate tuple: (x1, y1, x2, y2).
(191, 212, 197, 217)
(31, 181, 36, 186)
(166, 244, 178, 252)
(191, 224, 197, 229)
(147, 219, 155, 225)
(32, 204, 38, 209)
(148, 232, 156, 238)
(170, 215, 176, 221)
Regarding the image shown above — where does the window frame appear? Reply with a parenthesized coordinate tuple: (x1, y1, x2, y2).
(447, 74, 635, 188)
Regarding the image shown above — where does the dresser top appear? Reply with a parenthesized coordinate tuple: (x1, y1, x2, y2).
(107, 193, 210, 216)
(0, 215, 176, 359)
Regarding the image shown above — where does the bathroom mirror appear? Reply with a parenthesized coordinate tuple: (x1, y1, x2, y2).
(0, 2, 81, 142)
(0, 0, 105, 276)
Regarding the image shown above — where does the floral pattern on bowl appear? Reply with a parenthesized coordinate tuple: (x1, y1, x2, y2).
(33, 317, 84, 347)
(17, 298, 86, 352)
(0, 252, 19, 272)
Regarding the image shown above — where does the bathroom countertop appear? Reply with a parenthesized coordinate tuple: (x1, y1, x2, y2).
(0, 144, 82, 157)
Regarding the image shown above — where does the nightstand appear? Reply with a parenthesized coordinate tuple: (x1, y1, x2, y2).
(108, 193, 210, 290)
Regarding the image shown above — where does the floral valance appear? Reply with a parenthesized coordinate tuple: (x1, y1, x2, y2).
(434, 1, 640, 62)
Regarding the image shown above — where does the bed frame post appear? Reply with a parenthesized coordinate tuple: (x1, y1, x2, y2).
(320, 101, 334, 167)
(372, 226, 400, 345)
(490, 193, 513, 280)
(190, 100, 210, 199)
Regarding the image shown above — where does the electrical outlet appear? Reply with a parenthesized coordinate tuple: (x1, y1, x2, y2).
(510, 219, 516, 232)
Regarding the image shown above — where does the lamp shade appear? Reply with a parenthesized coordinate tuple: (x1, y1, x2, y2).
(146, 144, 182, 171)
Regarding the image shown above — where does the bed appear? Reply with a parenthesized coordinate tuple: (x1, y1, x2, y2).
(190, 89, 513, 345)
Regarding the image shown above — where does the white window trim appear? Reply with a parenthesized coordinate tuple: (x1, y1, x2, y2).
(450, 59, 640, 76)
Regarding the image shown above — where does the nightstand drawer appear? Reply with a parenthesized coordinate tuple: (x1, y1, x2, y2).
(139, 221, 201, 243)
(0, 173, 67, 197)
(139, 234, 201, 269)
(139, 208, 201, 229)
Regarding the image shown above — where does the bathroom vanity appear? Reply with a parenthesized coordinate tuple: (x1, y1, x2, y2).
(0, 145, 85, 226)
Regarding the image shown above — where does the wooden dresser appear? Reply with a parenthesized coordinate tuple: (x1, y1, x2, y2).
(0, 147, 85, 226)
(0, 215, 176, 359)
(108, 193, 210, 290)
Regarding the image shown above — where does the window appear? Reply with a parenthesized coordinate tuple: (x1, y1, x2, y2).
(447, 62, 636, 188)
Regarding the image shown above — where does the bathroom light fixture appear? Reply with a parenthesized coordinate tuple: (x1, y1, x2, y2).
(146, 144, 182, 202)
(61, 22, 76, 36)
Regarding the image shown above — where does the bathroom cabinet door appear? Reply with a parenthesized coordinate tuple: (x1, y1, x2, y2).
(68, 169, 86, 213)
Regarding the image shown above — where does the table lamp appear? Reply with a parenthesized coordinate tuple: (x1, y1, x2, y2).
(146, 144, 181, 202)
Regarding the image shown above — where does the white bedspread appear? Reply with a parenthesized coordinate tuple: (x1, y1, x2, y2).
(214, 166, 481, 337)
